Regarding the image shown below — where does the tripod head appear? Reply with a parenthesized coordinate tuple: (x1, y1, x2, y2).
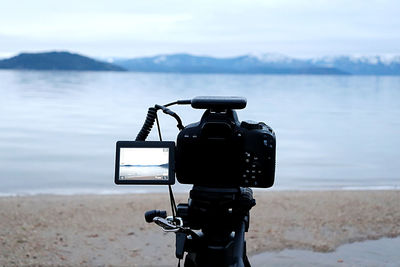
(177, 186, 255, 232)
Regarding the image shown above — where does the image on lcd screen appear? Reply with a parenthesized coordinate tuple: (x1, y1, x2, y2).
(119, 147, 169, 181)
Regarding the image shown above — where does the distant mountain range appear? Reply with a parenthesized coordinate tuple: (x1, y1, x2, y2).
(113, 54, 347, 75)
(0, 51, 125, 71)
(113, 53, 400, 75)
(1, 51, 400, 75)
(310, 55, 400, 75)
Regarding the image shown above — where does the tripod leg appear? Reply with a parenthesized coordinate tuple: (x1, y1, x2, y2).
(243, 240, 251, 267)
(243, 254, 251, 267)
(184, 252, 197, 267)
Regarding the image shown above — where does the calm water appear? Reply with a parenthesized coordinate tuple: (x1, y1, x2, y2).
(0, 70, 399, 195)
(119, 166, 168, 179)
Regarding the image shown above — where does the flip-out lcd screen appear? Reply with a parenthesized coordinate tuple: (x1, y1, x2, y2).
(115, 141, 175, 185)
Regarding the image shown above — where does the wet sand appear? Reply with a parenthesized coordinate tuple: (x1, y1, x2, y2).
(0, 190, 399, 266)
(250, 237, 400, 266)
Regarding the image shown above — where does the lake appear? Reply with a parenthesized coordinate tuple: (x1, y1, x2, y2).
(0, 70, 399, 195)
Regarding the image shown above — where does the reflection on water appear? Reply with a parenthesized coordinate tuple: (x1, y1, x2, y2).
(119, 166, 168, 180)
(0, 70, 399, 194)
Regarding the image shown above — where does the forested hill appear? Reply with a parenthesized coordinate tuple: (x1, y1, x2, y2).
(0, 51, 125, 71)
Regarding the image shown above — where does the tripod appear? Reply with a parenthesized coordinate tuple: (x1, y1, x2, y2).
(146, 186, 256, 267)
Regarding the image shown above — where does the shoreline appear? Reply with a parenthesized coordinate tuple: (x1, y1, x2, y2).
(1, 190, 399, 266)
(1, 185, 400, 198)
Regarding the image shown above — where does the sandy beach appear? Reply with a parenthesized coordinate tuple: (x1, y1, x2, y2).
(1, 190, 399, 266)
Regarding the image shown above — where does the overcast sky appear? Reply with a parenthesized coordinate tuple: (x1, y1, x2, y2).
(120, 148, 168, 166)
(1, 0, 399, 58)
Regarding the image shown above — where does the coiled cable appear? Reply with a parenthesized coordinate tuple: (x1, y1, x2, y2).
(135, 100, 190, 141)
(135, 107, 158, 141)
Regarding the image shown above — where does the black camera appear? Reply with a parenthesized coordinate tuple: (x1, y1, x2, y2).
(115, 96, 276, 188)
(176, 97, 275, 188)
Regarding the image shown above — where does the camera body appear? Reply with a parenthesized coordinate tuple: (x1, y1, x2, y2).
(176, 102, 275, 188)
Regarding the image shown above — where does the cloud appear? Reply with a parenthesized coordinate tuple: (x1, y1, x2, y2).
(0, 0, 399, 57)
(0, 13, 192, 41)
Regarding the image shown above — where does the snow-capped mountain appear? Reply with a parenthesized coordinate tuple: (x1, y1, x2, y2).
(113, 54, 346, 75)
(311, 55, 400, 75)
(109, 53, 400, 75)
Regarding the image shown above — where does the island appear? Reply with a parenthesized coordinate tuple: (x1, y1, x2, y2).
(0, 51, 125, 71)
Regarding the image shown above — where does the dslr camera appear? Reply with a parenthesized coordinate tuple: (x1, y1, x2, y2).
(115, 96, 276, 188)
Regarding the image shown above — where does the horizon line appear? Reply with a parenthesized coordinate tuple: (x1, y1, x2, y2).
(1, 50, 400, 61)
